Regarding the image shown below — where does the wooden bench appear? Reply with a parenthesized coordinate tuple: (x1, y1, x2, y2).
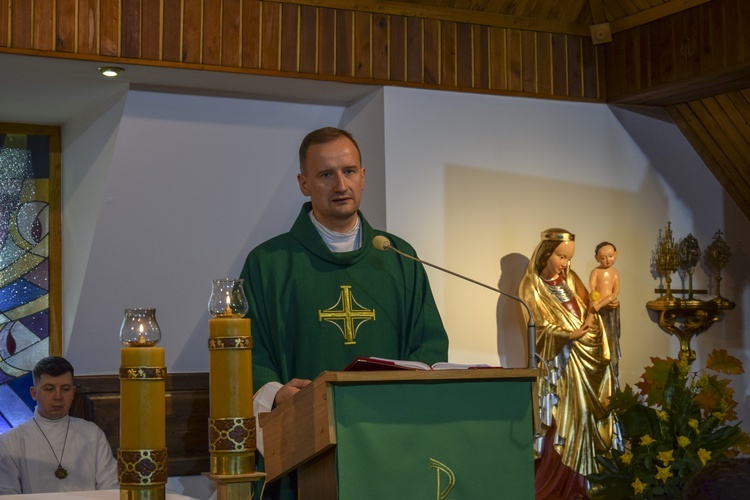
(70, 372, 210, 476)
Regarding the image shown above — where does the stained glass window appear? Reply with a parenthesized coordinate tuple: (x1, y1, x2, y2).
(0, 125, 61, 434)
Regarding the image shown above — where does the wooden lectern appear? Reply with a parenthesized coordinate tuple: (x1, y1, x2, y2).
(259, 369, 537, 499)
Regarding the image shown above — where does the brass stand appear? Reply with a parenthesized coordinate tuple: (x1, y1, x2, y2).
(646, 298, 735, 364)
(203, 472, 266, 500)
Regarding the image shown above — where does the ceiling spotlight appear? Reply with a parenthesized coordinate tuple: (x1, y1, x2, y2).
(98, 67, 124, 77)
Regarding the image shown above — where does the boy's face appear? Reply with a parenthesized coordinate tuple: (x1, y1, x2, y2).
(596, 245, 617, 268)
(31, 372, 75, 420)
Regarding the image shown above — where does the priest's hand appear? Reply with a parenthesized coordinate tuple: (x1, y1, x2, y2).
(274, 378, 311, 406)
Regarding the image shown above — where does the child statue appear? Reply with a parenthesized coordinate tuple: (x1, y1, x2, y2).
(589, 241, 621, 376)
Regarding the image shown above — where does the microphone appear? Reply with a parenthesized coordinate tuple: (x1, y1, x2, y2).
(373, 235, 537, 369)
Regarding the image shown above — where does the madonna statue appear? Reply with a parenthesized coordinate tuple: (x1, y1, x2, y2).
(519, 228, 618, 498)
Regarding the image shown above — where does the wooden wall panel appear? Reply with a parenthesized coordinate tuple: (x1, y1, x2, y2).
(372, 14, 389, 80)
(203, 1, 223, 66)
(57, 0, 77, 52)
(406, 17, 422, 83)
(222, 0, 242, 67)
(521, 30, 535, 94)
(423, 18, 440, 85)
(261, 1, 281, 70)
(354, 11, 371, 79)
(608, 0, 750, 104)
(506, 29, 523, 93)
(1, 0, 604, 102)
(11, 0, 32, 49)
(317, 8, 335, 75)
(242, 0, 262, 68)
(121, 0, 141, 59)
(183, 0, 202, 64)
(71, 373, 210, 477)
(474, 25, 488, 90)
(455, 22, 472, 88)
(100, 0, 120, 57)
(78, 0, 100, 55)
(440, 21, 456, 87)
(336, 10, 353, 77)
(567, 36, 582, 97)
(489, 27, 506, 91)
(141, 1, 161, 61)
(536, 32, 552, 96)
(0, 0, 9, 47)
(280, 3, 298, 72)
(298, 5, 317, 74)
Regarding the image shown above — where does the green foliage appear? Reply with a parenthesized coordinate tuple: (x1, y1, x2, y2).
(587, 349, 749, 499)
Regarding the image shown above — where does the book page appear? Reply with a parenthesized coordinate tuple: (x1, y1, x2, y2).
(431, 362, 493, 370)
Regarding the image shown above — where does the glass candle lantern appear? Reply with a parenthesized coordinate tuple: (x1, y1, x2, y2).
(208, 278, 249, 317)
(119, 308, 161, 346)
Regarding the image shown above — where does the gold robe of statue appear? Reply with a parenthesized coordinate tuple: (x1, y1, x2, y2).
(519, 230, 617, 478)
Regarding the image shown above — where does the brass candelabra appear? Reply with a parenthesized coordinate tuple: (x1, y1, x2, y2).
(647, 223, 734, 364)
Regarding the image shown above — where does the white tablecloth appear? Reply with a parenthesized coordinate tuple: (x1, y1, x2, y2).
(2, 490, 199, 499)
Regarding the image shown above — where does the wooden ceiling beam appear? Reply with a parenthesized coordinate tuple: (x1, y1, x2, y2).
(269, 0, 591, 36)
(610, 0, 712, 34)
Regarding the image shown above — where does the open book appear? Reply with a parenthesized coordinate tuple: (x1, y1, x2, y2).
(344, 356, 495, 372)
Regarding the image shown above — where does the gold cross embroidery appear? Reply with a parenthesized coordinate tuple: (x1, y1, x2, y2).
(318, 285, 376, 344)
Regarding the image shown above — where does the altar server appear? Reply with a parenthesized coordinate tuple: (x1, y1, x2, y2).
(0, 356, 118, 494)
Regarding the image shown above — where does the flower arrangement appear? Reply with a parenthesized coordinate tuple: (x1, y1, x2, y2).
(588, 349, 750, 499)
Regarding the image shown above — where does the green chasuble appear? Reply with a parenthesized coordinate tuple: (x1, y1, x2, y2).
(241, 202, 449, 391)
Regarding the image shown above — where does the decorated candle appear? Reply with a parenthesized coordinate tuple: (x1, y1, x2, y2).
(208, 317, 253, 417)
(120, 346, 166, 449)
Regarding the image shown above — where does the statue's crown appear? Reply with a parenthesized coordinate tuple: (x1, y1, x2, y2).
(541, 230, 575, 242)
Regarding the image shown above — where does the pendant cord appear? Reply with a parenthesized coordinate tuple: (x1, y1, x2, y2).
(33, 416, 70, 473)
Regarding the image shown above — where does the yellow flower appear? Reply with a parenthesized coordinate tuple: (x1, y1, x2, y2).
(631, 477, 647, 495)
(713, 411, 726, 421)
(656, 410, 669, 422)
(688, 418, 699, 431)
(678, 436, 691, 448)
(656, 465, 673, 483)
(640, 434, 655, 445)
(620, 451, 633, 465)
(698, 448, 712, 466)
(657, 449, 675, 466)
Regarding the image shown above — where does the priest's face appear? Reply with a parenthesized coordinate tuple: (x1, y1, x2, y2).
(31, 372, 76, 420)
(297, 136, 366, 233)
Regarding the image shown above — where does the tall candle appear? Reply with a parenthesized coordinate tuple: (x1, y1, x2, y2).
(208, 316, 255, 475)
(120, 346, 166, 449)
(208, 318, 253, 417)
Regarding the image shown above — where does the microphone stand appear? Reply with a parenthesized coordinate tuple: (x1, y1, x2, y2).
(377, 240, 537, 368)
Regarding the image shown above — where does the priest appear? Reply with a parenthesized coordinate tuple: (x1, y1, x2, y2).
(241, 126, 449, 499)
(0, 356, 119, 494)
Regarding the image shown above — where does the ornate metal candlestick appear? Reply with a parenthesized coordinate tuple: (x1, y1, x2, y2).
(705, 230, 732, 308)
(678, 234, 701, 303)
(655, 222, 679, 305)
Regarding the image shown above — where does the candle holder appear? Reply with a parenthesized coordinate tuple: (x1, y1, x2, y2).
(118, 308, 167, 500)
(705, 230, 732, 308)
(205, 278, 264, 498)
(120, 308, 162, 345)
(208, 278, 249, 318)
